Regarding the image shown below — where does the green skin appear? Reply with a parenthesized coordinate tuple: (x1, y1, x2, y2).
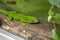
(0, 9, 38, 25)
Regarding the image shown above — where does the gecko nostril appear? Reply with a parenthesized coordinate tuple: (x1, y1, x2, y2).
(7, 1, 16, 4)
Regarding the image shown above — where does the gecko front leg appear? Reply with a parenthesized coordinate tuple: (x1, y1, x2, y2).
(6, 16, 13, 23)
(20, 20, 25, 26)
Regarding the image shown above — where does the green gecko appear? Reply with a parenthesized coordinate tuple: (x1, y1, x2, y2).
(0, 9, 38, 25)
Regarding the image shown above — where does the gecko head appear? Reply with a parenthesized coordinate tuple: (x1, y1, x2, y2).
(27, 16, 38, 23)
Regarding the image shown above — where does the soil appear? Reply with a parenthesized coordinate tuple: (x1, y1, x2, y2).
(0, 4, 53, 40)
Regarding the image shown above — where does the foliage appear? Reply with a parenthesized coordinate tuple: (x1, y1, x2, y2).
(48, 0, 60, 40)
(48, 0, 60, 8)
(52, 29, 60, 40)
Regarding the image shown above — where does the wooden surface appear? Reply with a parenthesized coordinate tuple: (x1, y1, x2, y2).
(0, 13, 53, 40)
(0, 4, 53, 40)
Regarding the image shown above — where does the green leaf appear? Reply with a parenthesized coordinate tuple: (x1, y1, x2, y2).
(48, 0, 60, 8)
(52, 29, 60, 40)
(52, 13, 60, 24)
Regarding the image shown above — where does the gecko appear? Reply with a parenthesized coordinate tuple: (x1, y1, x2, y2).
(0, 9, 38, 25)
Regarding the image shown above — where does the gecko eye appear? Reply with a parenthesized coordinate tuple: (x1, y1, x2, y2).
(7, 1, 16, 4)
(31, 21, 34, 23)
